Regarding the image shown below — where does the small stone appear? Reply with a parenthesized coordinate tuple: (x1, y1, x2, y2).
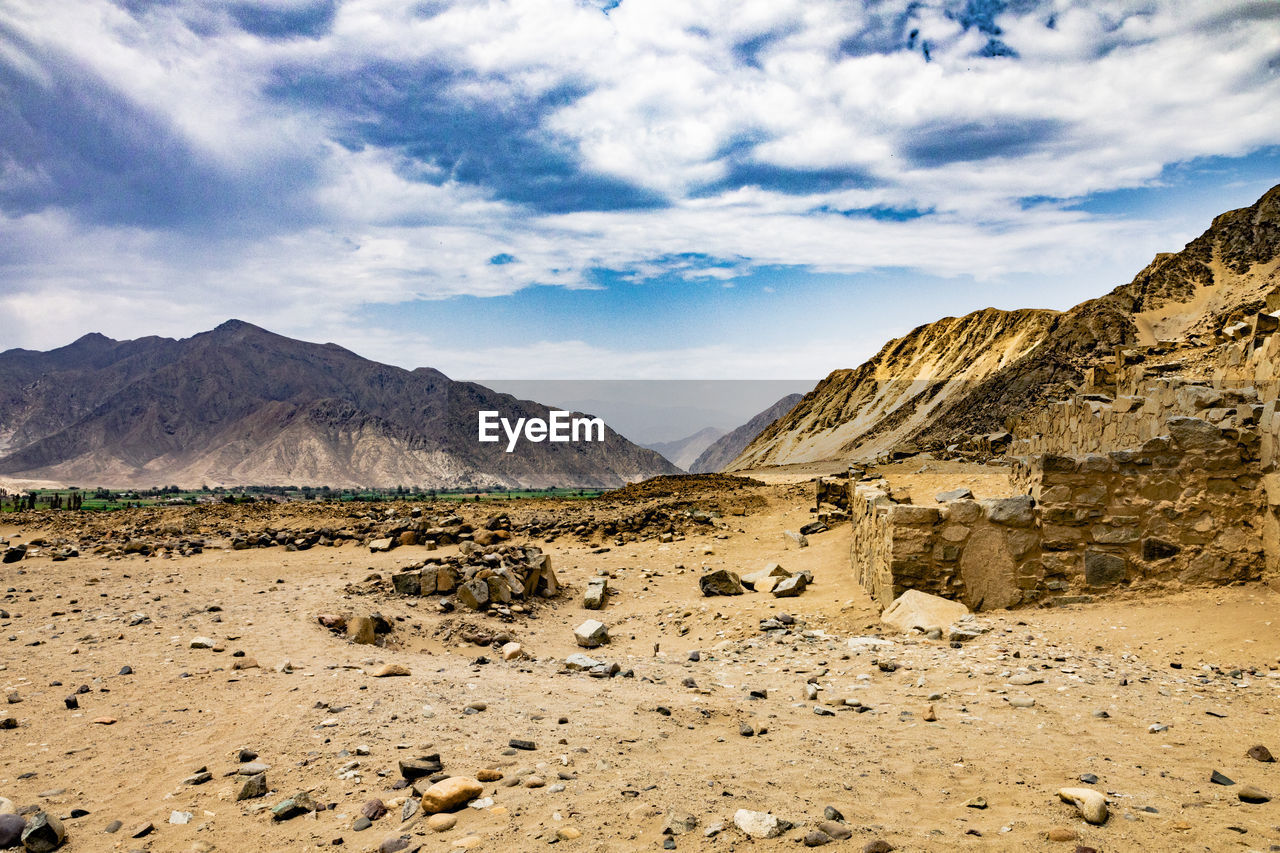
(1247, 744, 1274, 762)
(420, 777, 483, 814)
(477, 769, 503, 782)
(1210, 770, 1234, 786)
(129, 821, 155, 838)
(271, 792, 318, 821)
(190, 636, 216, 649)
(661, 810, 698, 835)
(817, 821, 852, 840)
(353, 816, 372, 831)
(380, 838, 411, 853)
(398, 756, 442, 780)
(1045, 827, 1076, 842)
(964, 796, 987, 809)
(1057, 788, 1107, 825)
(573, 619, 609, 648)
(169, 810, 193, 824)
(556, 827, 582, 840)
(803, 829, 833, 846)
(401, 798, 419, 822)
(739, 722, 754, 737)
(500, 642, 523, 661)
(427, 813, 457, 832)
(0, 814, 23, 849)
(508, 738, 536, 751)
(371, 663, 409, 677)
(238, 762, 270, 775)
(523, 775, 544, 788)
(183, 770, 213, 785)
(922, 704, 937, 722)
(733, 809, 781, 839)
(361, 799, 387, 820)
(862, 841, 894, 853)
(103, 820, 122, 834)
(1008, 696, 1035, 708)
(1238, 784, 1270, 803)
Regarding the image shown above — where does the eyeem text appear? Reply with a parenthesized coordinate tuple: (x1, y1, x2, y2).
(478, 410, 605, 452)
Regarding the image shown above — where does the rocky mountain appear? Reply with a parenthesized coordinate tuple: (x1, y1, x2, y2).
(0, 320, 681, 489)
(642, 427, 725, 472)
(732, 183, 1280, 469)
(691, 393, 803, 473)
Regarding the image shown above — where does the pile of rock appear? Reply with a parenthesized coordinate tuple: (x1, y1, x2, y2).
(699, 564, 812, 598)
(389, 543, 560, 612)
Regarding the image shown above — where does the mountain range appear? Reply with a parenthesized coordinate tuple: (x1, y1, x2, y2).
(0, 321, 681, 489)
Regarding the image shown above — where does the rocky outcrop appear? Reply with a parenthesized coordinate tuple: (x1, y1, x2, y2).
(691, 394, 802, 473)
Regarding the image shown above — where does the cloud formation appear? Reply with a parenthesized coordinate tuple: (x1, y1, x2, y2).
(0, 0, 1278, 375)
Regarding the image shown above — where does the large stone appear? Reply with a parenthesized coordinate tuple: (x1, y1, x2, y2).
(1167, 416, 1221, 450)
(1083, 550, 1126, 586)
(271, 792, 319, 821)
(583, 577, 608, 610)
(456, 579, 490, 611)
(936, 487, 974, 502)
(368, 537, 395, 553)
(0, 814, 25, 849)
(699, 569, 744, 596)
(983, 495, 1035, 527)
(741, 563, 789, 590)
(1057, 788, 1107, 825)
(419, 777, 482, 814)
(574, 619, 609, 648)
(959, 526, 1022, 610)
(19, 811, 65, 852)
(347, 615, 377, 645)
(733, 809, 782, 839)
(772, 574, 808, 598)
(881, 590, 969, 634)
(391, 571, 421, 597)
(237, 773, 268, 801)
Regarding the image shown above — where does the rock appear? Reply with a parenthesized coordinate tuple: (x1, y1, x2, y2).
(556, 827, 581, 840)
(1008, 696, 1036, 708)
(784, 530, 809, 548)
(271, 792, 319, 820)
(456, 579, 490, 611)
(862, 842, 894, 853)
(399, 756, 442, 780)
(508, 738, 536, 751)
(361, 799, 387, 820)
(1210, 770, 1234, 786)
(1045, 827, 1077, 842)
(699, 569, 744, 596)
(237, 773, 267, 801)
(347, 616, 377, 645)
(1009, 673, 1044, 686)
(661, 811, 698, 835)
(20, 812, 66, 852)
(128, 822, 154, 838)
(379, 838, 411, 853)
(1057, 788, 1107, 825)
(353, 816, 371, 831)
(1, 546, 26, 564)
(238, 761, 270, 775)
(391, 571, 422, 597)
(523, 775, 544, 788)
(1238, 784, 1270, 803)
(733, 809, 781, 839)
(401, 798, 419, 822)
(189, 636, 216, 649)
(500, 642, 523, 661)
(0, 799, 13, 815)
(803, 830, 833, 847)
(772, 573, 808, 597)
(371, 664, 410, 677)
(822, 806, 843, 822)
(0, 814, 25, 849)
(983, 495, 1035, 527)
(564, 653, 601, 670)
(583, 577, 608, 609)
(817, 821, 851, 840)
(936, 487, 974, 502)
(1083, 550, 1126, 586)
(1247, 744, 1275, 762)
(476, 769, 503, 782)
(427, 813, 456, 832)
(169, 810, 192, 824)
(881, 590, 969, 634)
(739, 722, 754, 737)
(183, 769, 212, 785)
(740, 564, 789, 590)
(419, 777, 483, 814)
(368, 537, 395, 553)
(573, 619, 609, 648)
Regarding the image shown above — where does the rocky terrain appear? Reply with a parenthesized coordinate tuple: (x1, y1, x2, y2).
(733, 184, 1280, 469)
(0, 321, 679, 490)
(1, 471, 1277, 852)
(690, 395, 803, 474)
(643, 429, 726, 473)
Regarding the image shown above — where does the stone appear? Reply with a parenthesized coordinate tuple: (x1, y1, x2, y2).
(1247, 744, 1274, 762)
(740, 564, 789, 590)
(419, 777, 483, 814)
(564, 653, 601, 670)
(936, 487, 974, 502)
(1167, 416, 1221, 450)
(347, 616, 377, 645)
(699, 569, 744, 596)
(862, 842, 894, 853)
(169, 810, 192, 824)
(1083, 550, 1126, 586)
(399, 756, 442, 780)
(1008, 696, 1036, 708)
(784, 530, 809, 548)
(556, 827, 581, 840)
(271, 792, 319, 820)
(237, 773, 268, 801)
(880, 590, 968, 634)
(427, 813, 456, 832)
(508, 738, 536, 750)
(476, 769, 503, 782)
(1045, 827, 1076, 842)
(803, 830, 833, 846)
(391, 571, 422, 597)
(772, 574, 808, 598)
(733, 809, 781, 839)
(238, 761, 270, 775)
(583, 577, 608, 609)
(20, 812, 65, 852)
(371, 663, 410, 677)
(964, 796, 987, 809)
(361, 799, 387, 820)
(0, 798, 13, 815)
(573, 619, 609, 648)
(983, 495, 1035, 527)
(368, 537, 395, 553)
(128, 822, 154, 838)
(661, 810, 698, 835)
(190, 636, 216, 649)
(1238, 784, 1270, 803)
(0, 814, 25, 849)
(500, 642, 523, 661)
(1210, 770, 1234, 786)
(817, 820, 852, 840)
(353, 816, 371, 831)
(456, 579, 490, 611)
(1057, 788, 1107, 825)
(380, 838, 411, 853)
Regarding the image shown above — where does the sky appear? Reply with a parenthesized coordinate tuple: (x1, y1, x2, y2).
(0, 0, 1278, 380)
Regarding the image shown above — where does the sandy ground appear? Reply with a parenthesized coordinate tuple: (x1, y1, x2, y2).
(2, 483, 1279, 853)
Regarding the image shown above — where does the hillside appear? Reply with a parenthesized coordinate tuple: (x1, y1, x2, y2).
(0, 321, 680, 489)
(642, 426, 725, 471)
(732, 183, 1280, 468)
(690, 393, 803, 473)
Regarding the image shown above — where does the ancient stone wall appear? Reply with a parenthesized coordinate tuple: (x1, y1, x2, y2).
(1011, 417, 1264, 590)
(848, 482, 1046, 610)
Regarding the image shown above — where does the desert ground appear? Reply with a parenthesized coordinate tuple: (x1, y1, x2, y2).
(1, 469, 1278, 853)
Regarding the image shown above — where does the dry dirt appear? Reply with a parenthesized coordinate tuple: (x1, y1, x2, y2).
(1, 477, 1279, 853)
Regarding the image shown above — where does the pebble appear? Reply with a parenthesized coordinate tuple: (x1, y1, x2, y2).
(371, 663, 410, 677)
(420, 777, 482, 814)
(862, 841, 894, 853)
(803, 829, 833, 846)
(427, 813, 457, 832)
(817, 821, 851, 840)
(556, 827, 581, 840)
(1057, 788, 1107, 825)
(476, 769, 503, 782)
(0, 814, 25, 849)
(1247, 744, 1274, 762)
(237, 773, 267, 801)
(1238, 784, 1270, 803)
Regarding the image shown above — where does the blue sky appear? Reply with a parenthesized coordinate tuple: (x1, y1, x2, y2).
(0, 0, 1278, 378)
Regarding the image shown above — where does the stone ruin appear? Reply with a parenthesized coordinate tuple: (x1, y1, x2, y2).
(386, 541, 560, 613)
(836, 311, 1280, 611)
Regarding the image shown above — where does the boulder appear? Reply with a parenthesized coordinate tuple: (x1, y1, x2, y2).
(574, 619, 609, 648)
(456, 579, 490, 611)
(391, 571, 422, 597)
(699, 569, 744, 596)
(419, 777, 483, 814)
(880, 590, 969, 634)
(772, 574, 808, 598)
(20, 811, 65, 852)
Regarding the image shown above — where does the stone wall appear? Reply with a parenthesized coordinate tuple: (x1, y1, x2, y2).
(1011, 416, 1264, 590)
(848, 482, 1046, 610)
